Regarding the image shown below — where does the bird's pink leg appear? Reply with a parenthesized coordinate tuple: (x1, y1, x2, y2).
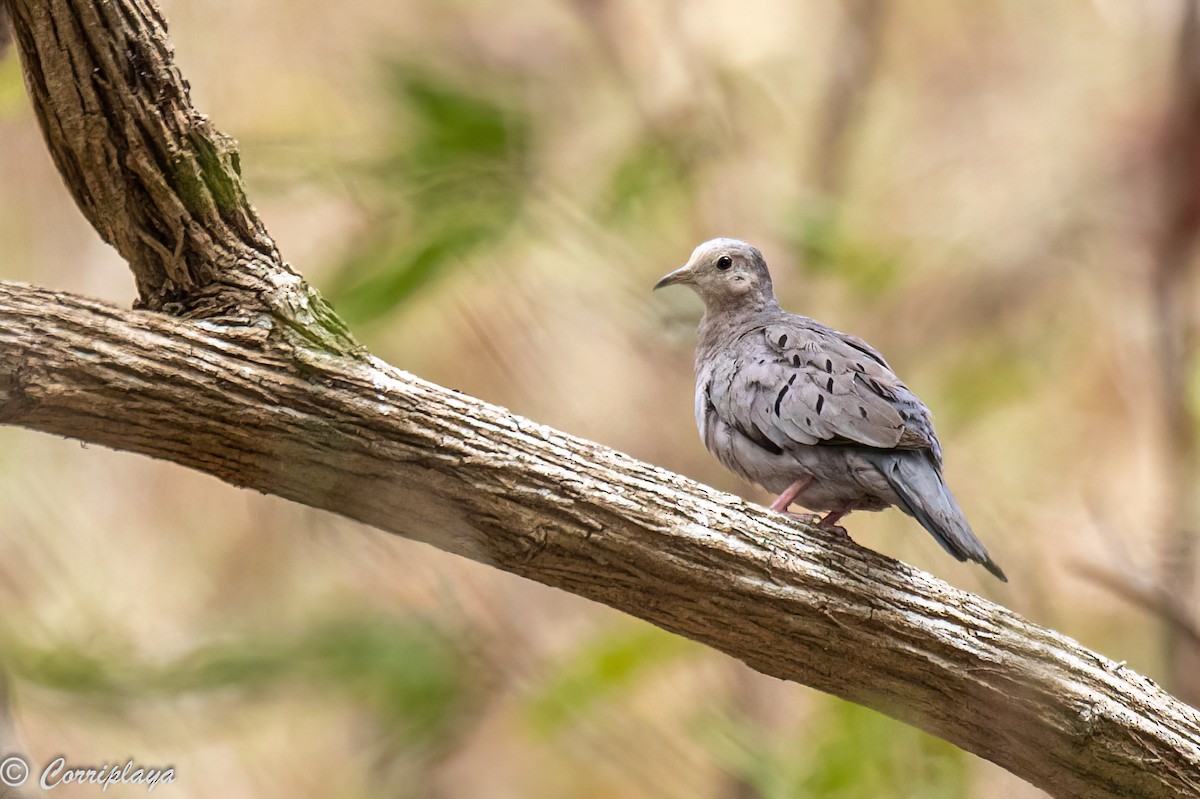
(768, 476, 813, 513)
(820, 505, 849, 527)
(818, 503, 852, 537)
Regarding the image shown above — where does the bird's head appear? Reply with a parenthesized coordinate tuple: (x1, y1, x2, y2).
(653, 238, 776, 310)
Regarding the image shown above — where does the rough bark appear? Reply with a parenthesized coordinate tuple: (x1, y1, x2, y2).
(5, 0, 356, 353)
(2, 280, 1200, 799)
(2, 1, 1200, 798)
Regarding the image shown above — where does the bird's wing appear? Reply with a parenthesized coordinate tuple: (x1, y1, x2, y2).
(706, 316, 941, 461)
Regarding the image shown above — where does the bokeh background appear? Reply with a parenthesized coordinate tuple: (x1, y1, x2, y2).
(1, 0, 1199, 796)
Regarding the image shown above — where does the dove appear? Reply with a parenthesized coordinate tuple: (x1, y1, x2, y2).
(654, 238, 1006, 581)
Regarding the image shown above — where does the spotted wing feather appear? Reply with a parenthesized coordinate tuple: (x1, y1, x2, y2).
(708, 316, 941, 462)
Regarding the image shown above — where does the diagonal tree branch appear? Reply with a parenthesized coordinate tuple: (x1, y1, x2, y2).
(2, 1, 1200, 798)
(2, 278, 1200, 799)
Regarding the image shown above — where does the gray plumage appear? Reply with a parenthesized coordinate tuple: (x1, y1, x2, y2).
(655, 238, 1006, 581)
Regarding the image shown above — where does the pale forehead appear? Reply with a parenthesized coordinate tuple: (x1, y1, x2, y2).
(689, 238, 756, 261)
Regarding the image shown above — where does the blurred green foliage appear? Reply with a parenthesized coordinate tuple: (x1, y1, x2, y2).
(327, 66, 530, 324)
(525, 622, 968, 798)
(4, 614, 474, 749)
(601, 133, 698, 225)
(698, 700, 968, 799)
(526, 623, 696, 735)
(0, 55, 24, 120)
(938, 334, 1037, 424)
(791, 211, 901, 298)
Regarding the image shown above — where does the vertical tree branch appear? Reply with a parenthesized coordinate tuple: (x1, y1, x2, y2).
(5, 0, 358, 353)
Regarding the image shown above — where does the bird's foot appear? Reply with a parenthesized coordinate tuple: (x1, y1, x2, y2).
(815, 506, 851, 538)
(816, 522, 850, 538)
(781, 513, 850, 538)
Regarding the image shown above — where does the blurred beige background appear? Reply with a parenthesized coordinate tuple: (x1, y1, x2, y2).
(0, 1, 1196, 797)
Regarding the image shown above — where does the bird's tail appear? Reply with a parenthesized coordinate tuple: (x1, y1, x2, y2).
(865, 452, 1008, 582)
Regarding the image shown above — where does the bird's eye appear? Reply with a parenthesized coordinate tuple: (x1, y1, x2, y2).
(717, 255, 733, 270)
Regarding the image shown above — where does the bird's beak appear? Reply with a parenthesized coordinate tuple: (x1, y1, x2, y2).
(653, 264, 693, 291)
